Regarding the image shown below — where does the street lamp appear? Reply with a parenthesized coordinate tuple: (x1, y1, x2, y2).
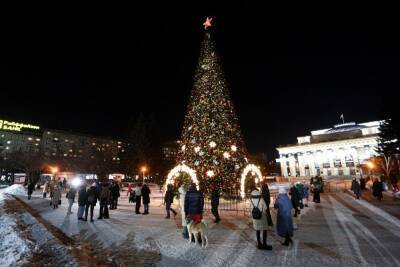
(141, 166, 147, 183)
(366, 161, 374, 176)
(50, 166, 59, 180)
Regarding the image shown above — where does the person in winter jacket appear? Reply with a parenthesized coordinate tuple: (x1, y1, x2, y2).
(210, 183, 220, 223)
(250, 189, 272, 250)
(302, 183, 310, 207)
(141, 183, 151, 215)
(164, 184, 177, 218)
(27, 180, 35, 200)
(110, 181, 120, 210)
(311, 176, 321, 203)
(372, 177, 383, 201)
(43, 181, 49, 198)
(184, 183, 204, 223)
(179, 184, 189, 239)
(77, 184, 87, 220)
(289, 184, 301, 217)
(52, 185, 62, 209)
(135, 183, 142, 214)
(127, 182, 133, 196)
(351, 178, 362, 199)
(66, 187, 77, 214)
(274, 187, 294, 246)
(98, 183, 110, 219)
(85, 183, 98, 222)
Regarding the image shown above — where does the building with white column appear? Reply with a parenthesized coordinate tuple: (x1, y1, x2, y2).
(276, 121, 380, 178)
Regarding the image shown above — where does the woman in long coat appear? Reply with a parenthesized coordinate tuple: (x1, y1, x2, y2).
(141, 184, 151, 215)
(178, 184, 189, 239)
(274, 187, 294, 246)
(52, 185, 62, 209)
(250, 189, 272, 250)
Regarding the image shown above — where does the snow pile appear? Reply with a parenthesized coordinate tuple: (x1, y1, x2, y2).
(0, 192, 32, 266)
(1, 184, 26, 196)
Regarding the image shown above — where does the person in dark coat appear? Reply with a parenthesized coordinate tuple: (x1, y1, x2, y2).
(164, 184, 177, 219)
(372, 178, 383, 201)
(98, 183, 110, 219)
(110, 181, 120, 210)
(77, 184, 87, 220)
(289, 184, 300, 217)
(141, 183, 151, 215)
(184, 183, 204, 223)
(261, 182, 273, 226)
(210, 183, 220, 223)
(27, 180, 35, 200)
(311, 177, 321, 203)
(274, 187, 294, 246)
(360, 176, 366, 190)
(85, 183, 98, 222)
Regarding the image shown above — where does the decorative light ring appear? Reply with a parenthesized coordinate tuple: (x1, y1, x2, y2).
(165, 163, 198, 191)
(240, 164, 263, 198)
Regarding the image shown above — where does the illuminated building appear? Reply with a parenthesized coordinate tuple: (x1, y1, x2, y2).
(276, 121, 380, 178)
(0, 118, 125, 162)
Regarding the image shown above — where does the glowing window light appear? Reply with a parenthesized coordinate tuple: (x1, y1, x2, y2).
(165, 163, 198, 191)
(209, 141, 216, 148)
(223, 152, 230, 159)
(28, 137, 33, 141)
(194, 146, 201, 153)
(240, 164, 263, 198)
(231, 145, 237, 152)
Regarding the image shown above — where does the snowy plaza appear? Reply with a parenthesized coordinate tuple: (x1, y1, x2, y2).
(1, 183, 400, 266)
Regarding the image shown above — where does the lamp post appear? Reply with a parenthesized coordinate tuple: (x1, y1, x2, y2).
(50, 166, 59, 180)
(367, 161, 374, 177)
(141, 166, 147, 184)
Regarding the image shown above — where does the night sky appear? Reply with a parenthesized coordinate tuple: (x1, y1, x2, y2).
(1, 7, 399, 158)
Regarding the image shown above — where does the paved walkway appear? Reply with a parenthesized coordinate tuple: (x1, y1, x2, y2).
(13, 187, 400, 266)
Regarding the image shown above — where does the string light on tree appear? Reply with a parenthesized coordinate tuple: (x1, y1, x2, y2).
(223, 152, 230, 159)
(206, 170, 215, 177)
(231, 145, 237, 152)
(209, 141, 217, 148)
(181, 145, 186, 151)
(194, 146, 201, 153)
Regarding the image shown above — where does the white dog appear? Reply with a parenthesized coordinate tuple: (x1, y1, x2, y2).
(187, 218, 209, 248)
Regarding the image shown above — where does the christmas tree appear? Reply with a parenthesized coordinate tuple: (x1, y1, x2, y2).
(176, 17, 248, 196)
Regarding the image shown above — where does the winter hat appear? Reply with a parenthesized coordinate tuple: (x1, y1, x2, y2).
(278, 187, 287, 194)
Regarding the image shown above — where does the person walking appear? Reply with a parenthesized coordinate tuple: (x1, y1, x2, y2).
(77, 184, 87, 220)
(179, 184, 189, 239)
(210, 183, 221, 223)
(302, 183, 309, 207)
(373, 177, 383, 201)
(43, 181, 49, 198)
(52, 185, 62, 209)
(274, 187, 294, 247)
(98, 183, 110, 219)
(135, 183, 142, 214)
(250, 189, 272, 250)
(85, 183, 98, 222)
(164, 184, 177, 219)
(351, 178, 362, 199)
(66, 187, 77, 214)
(141, 183, 151, 215)
(27, 180, 35, 200)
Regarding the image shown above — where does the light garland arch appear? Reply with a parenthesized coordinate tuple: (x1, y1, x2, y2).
(240, 164, 263, 198)
(164, 163, 199, 191)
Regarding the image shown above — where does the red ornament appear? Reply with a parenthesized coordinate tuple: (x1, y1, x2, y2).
(203, 17, 212, 30)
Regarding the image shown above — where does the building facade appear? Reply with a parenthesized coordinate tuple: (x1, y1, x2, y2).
(276, 121, 380, 178)
(0, 118, 125, 163)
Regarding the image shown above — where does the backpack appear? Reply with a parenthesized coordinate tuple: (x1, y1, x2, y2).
(251, 197, 262, 220)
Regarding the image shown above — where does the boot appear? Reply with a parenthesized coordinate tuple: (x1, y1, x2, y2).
(256, 231, 263, 249)
(262, 231, 272, 250)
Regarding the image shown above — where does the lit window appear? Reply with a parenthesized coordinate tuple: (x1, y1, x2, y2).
(47, 131, 51, 134)
(92, 142, 96, 146)
(36, 138, 40, 141)
(35, 143, 39, 146)
(64, 154, 67, 156)
(69, 149, 73, 152)
(65, 139, 69, 142)
(118, 145, 121, 148)
(6, 141, 11, 144)
(28, 137, 33, 141)
(118, 141, 122, 144)
(53, 137, 59, 141)
(6, 146, 10, 150)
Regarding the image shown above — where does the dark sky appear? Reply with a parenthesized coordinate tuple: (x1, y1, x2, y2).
(1, 6, 399, 158)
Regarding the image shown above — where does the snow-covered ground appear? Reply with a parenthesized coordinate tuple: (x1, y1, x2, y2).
(0, 188, 33, 266)
(3, 183, 400, 266)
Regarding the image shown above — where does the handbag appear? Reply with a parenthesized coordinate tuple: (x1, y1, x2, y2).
(266, 207, 273, 226)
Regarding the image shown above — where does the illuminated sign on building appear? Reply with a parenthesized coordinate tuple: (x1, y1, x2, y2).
(0, 119, 40, 132)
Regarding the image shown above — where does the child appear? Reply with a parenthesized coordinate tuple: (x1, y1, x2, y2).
(129, 190, 136, 203)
